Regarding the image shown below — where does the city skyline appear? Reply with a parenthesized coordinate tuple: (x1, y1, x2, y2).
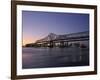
(22, 11, 89, 46)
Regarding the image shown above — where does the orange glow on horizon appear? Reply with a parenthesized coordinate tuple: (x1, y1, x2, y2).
(22, 36, 40, 46)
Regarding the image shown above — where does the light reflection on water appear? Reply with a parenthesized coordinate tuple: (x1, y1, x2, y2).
(22, 47, 89, 69)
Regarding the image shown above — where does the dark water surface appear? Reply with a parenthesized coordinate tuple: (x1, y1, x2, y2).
(22, 47, 89, 69)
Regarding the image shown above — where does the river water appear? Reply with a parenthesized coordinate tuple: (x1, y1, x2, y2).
(22, 47, 89, 69)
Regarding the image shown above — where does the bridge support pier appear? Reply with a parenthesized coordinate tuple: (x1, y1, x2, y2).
(65, 42, 68, 47)
(60, 41, 64, 47)
(59, 41, 68, 47)
(49, 41, 54, 48)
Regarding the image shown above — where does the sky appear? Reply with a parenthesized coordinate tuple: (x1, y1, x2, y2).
(22, 11, 89, 46)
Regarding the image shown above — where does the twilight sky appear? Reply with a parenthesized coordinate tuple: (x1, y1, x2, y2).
(22, 11, 89, 45)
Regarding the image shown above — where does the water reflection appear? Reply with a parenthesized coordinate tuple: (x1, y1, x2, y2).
(22, 47, 89, 69)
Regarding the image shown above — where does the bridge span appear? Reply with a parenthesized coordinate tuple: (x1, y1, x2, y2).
(35, 31, 89, 48)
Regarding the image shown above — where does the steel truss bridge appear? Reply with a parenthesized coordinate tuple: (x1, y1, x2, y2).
(35, 31, 89, 48)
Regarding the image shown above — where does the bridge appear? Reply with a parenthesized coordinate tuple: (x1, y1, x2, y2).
(35, 31, 89, 48)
